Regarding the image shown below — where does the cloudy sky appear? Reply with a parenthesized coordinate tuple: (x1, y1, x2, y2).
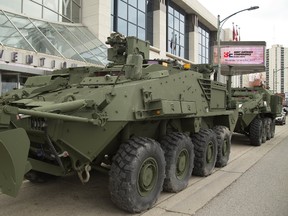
(198, 0, 288, 48)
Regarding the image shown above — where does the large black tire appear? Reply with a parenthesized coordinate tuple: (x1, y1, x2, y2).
(191, 129, 217, 177)
(249, 118, 263, 146)
(160, 132, 194, 192)
(261, 118, 267, 143)
(109, 137, 165, 213)
(266, 118, 272, 140)
(213, 126, 232, 167)
(271, 119, 276, 138)
(24, 170, 57, 183)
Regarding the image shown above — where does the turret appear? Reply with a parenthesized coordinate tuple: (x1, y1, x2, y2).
(106, 33, 150, 65)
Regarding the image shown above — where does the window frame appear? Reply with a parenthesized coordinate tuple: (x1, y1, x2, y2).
(166, 2, 186, 59)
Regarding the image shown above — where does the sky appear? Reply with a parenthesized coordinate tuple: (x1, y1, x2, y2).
(198, 0, 288, 48)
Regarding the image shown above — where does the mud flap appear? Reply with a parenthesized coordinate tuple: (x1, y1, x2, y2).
(0, 128, 30, 197)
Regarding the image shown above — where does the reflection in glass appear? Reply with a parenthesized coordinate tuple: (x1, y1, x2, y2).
(0, 12, 34, 51)
(33, 20, 84, 61)
(69, 26, 108, 65)
(52, 24, 89, 55)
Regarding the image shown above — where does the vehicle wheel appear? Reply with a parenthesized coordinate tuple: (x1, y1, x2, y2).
(261, 118, 267, 143)
(24, 170, 57, 183)
(160, 132, 194, 192)
(109, 137, 165, 213)
(249, 118, 263, 146)
(213, 126, 232, 167)
(266, 118, 272, 140)
(271, 119, 276, 138)
(191, 129, 217, 177)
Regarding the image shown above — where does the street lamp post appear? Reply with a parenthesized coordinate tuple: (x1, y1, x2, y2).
(216, 6, 259, 82)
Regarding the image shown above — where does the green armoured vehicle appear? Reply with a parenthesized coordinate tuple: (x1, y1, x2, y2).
(0, 33, 238, 213)
(231, 86, 282, 146)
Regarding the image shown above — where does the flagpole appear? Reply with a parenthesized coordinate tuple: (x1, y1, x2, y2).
(232, 22, 235, 41)
(238, 27, 241, 41)
(215, 6, 259, 82)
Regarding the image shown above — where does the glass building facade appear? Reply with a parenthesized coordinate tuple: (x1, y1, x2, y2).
(0, 9, 108, 65)
(111, 0, 153, 45)
(0, 0, 81, 23)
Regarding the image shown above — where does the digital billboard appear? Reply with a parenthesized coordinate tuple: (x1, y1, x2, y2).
(213, 41, 266, 75)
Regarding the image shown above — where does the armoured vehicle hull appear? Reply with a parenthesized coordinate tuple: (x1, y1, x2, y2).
(0, 34, 237, 213)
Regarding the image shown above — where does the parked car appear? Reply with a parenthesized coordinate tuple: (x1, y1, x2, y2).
(283, 107, 288, 115)
(275, 112, 286, 125)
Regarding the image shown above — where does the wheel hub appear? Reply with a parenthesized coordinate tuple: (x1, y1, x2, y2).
(206, 142, 214, 163)
(138, 157, 158, 197)
(176, 149, 189, 180)
(222, 140, 228, 156)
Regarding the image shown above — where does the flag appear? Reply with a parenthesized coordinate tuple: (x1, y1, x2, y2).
(174, 34, 177, 52)
(170, 32, 174, 50)
(232, 23, 236, 41)
(178, 34, 181, 56)
(235, 25, 238, 41)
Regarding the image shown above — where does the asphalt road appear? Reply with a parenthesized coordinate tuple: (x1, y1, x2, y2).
(0, 124, 287, 216)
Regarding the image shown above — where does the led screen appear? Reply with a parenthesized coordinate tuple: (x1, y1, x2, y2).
(213, 45, 265, 65)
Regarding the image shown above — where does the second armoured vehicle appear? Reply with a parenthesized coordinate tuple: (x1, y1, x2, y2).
(0, 33, 238, 213)
(231, 86, 282, 146)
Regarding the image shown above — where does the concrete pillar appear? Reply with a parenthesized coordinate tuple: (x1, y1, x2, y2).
(82, 0, 111, 44)
(187, 14, 198, 63)
(153, 1, 167, 58)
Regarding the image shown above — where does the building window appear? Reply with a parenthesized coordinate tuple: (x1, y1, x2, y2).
(112, 0, 153, 44)
(0, 0, 81, 23)
(1, 74, 18, 95)
(281, 48, 284, 93)
(167, 3, 185, 58)
(198, 23, 210, 64)
(266, 50, 269, 87)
